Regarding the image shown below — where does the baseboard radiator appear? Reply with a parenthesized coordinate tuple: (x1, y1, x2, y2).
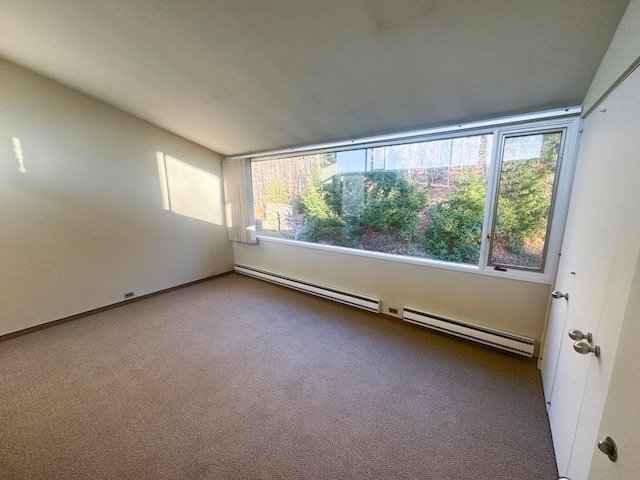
(234, 265, 381, 313)
(402, 307, 535, 357)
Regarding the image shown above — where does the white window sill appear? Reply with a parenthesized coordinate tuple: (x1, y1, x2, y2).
(253, 235, 553, 285)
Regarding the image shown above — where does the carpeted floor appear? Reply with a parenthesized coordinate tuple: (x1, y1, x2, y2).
(0, 273, 558, 479)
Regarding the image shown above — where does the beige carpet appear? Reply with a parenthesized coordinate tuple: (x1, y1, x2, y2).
(0, 273, 558, 479)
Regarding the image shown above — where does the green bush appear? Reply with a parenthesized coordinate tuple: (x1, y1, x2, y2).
(299, 170, 424, 247)
(298, 179, 332, 219)
(494, 161, 549, 255)
(324, 175, 345, 216)
(360, 171, 425, 241)
(298, 179, 346, 244)
(265, 175, 289, 204)
(424, 171, 486, 264)
(299, 215, 346, 244)
(493, 135, 559, 253)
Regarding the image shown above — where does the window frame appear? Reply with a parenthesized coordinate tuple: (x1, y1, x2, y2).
(484, 125, 568, 273)
(249, 114, 581, 285)
(478, 118, 579, 283)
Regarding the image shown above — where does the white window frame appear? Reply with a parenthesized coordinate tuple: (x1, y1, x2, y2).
(479, 117, 580, 283)
(239, 109, 581, 285)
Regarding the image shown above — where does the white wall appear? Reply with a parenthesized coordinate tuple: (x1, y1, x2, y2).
(234, 239, 551, 344)
(0, 58, 233, 336)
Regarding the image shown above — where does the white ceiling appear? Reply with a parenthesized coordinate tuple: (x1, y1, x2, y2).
(0, 0, 629, 156)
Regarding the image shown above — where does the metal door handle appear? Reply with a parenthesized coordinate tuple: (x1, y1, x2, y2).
(552, 290, 569, 300)
(568, 329, 593, 343)
(597, 436, 618, 462)
(573, 340, 600, 357)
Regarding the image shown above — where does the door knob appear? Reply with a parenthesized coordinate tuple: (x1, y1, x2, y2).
(597, 436, 618, 462)
(573, 340, 600, 357)
(568, 329, 593, 343)
(552, 290, 569, 300)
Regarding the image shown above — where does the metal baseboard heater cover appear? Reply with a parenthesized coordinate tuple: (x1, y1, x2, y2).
(234, 265, 380, 313)
(402, 307, 535, 357)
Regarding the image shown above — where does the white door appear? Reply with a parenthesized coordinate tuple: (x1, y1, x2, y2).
(586, 256, 640, 480)
(547, 247, 609, 475)
(544, 66, 640, 478)
(540, 263, 572, 410)
(565, 66, 640, 480)
(543, 113, 614, 475)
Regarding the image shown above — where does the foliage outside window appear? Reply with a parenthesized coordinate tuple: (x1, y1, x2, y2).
(490, 132, 563, 270)
(250, 123, 570, 275)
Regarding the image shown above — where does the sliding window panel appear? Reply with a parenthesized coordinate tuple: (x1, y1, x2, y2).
(488, 131, 564, 271)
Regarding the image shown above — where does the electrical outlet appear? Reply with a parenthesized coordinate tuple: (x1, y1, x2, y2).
(388, 307, 399, 315)
(124, 291, 135, 299)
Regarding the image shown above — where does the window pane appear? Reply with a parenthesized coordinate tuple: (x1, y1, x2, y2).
(251, 134, 493, 265)
(489, 131, 563, 270)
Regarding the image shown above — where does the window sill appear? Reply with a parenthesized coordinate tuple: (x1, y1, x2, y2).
(254, 235, 553, 285)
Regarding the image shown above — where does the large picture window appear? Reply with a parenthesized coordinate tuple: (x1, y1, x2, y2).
(248, 116, 577, 281)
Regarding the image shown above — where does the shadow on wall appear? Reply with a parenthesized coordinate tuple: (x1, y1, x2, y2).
(156, 151, 223, 225)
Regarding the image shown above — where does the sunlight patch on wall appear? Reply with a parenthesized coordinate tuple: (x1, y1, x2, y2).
(12, 137, 26, 173)
(156, 151, 171, 210)
(156, 152, 222, 225)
